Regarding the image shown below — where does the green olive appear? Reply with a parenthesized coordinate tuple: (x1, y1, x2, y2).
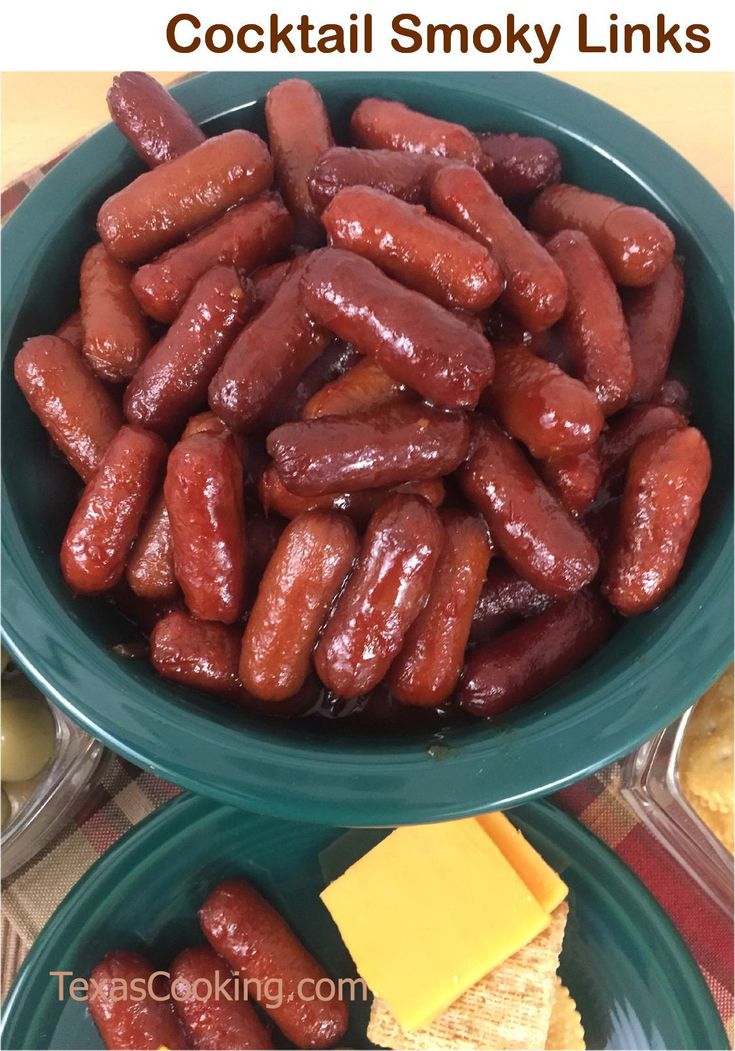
(1, 786, 10, 829)
(1, 677, 56, 782)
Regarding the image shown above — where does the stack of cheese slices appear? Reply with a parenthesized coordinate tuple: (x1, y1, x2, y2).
(321, 813, 585, 1050)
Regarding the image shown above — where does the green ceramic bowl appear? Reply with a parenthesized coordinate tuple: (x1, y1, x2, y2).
(2, 73, 733, 825)
(0, 795, 727, 1050)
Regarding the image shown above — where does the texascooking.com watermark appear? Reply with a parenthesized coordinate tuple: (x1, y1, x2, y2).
(50, 971, 368, 1009)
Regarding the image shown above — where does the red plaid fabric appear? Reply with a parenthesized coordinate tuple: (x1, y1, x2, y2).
(2, 144, 732, 1044)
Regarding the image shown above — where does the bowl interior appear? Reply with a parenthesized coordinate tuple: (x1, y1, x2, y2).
(2, 72, 733, 824)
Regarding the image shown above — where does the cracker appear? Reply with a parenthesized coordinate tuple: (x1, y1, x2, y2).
(691, 795, 734, 854)
(545, 976, 585, 1050)
(679, 666, 733, 812)
(367, 902, 568, 1050)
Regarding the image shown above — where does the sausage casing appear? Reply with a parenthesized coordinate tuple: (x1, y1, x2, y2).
(132, 197, 292, 323)
(351, 98, 482, 166)
(546, 230, 633, 416)
(486, 342, 604, 458)
(14, 334, 122, 481)
(322, 185, 502, 311)
(107, 71, 205, 167)
(125, 266, 252, 435)
(61, 425, 166, 594)
(602, 427, 711, 616)
(80, 243, 152, 382)
(200, 879, 349, 1049)
(529, 183, 675, 287)
(165, 431, 247, 623)
(88, 949, 188, 1051)
(209, 255, 332, 431)
(459, 419, 599, 597)
(314, 494, 443, 697)
(388, 509, 492, 706)
(430, 165, 567, 333)
(98, 131, 273, 263)
(265, 78, 334, 244)
(299, 248, 495, 410)
(240, 511, 358, 701)
(458, 590, 615, 717)
(267, 402, 470, 496)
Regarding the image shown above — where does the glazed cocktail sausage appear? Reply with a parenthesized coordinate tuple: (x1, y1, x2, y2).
(459, 419, 599, 597)
(98, 131, 273, 263)
(478, 133, 561, 200)
(259, 340, 360, 429)
(240, 511, 358, 701)
(80, 243, 152, 382)
(546, 230, 633, 415)
(600, 404, 687, 488)
(165, 430, 247, 623)
(322, 186, 502, 311)
(308, 147, 447, 212)
(529, 183, 675, 286)
(61, 425, 167, 594)
(125, 266, 252, 435)
(200, 879, 349, 1049)
(150, 611, 244, 697)
(267, 402, 470, 496)
(430, 165, 567, 333)
(470, 560, 552, 644)
(170, 945, 273, 1051)
(14, 335, 122, 481)
(258, 465, 444, 523)
(89, 950, 188, 1051)
(266, 78, 334, 245)
(299, 248, 495, 410)
(107, 71, 205, 167)
(458, 590, 615, 717)
(209, 255, 332, 432)
(540, 447, 602, 516)
(388, 509, 492, 706)
(314, 494, 442, 697)
(132, 197, 292, 323)
(351, 98, 482, 165)
(55, 310, 84, 351)
(602, 426, 711, 616)
(126, 490, 178, 601)
(302, 357, 414, 420)
(485, 342, 604, 458)
(623, 259, 684, 403)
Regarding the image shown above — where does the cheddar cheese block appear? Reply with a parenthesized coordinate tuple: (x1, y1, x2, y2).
(320, 818, 550, 1031)
(476, 811, 568, 912)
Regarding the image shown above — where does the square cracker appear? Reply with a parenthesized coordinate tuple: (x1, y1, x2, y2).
(367, 901, 568, 1050)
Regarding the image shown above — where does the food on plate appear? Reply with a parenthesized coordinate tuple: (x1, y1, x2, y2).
(14, 74, 711, 724)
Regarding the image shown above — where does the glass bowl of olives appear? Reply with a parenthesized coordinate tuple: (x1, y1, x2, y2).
(1, 651, 103, 877)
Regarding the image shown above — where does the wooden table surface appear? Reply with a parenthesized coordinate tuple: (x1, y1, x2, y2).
(2, 72, 732, 202)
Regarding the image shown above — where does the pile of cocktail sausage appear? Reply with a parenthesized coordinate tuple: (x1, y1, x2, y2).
(15, 73, 711, 720)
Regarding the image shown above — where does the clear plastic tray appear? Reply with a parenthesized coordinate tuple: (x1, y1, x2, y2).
(620, 707, 733, 916)
(1, 703, 104, 878)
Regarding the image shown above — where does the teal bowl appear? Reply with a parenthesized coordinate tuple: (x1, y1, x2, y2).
(2, 73, 733, 825)
(0, 795, 727, 1050)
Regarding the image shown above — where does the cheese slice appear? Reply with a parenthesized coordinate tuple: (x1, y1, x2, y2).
(476, 812, 568, 913)
(320, 818, 550, 1031)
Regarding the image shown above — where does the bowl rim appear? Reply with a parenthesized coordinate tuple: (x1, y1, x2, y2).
(0, 793, 728, 1050)
(2, 71, 733, 826)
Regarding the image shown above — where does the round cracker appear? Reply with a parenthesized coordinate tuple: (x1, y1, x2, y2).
(679, 666, 733, 811)
(546, 976, 585, 1051)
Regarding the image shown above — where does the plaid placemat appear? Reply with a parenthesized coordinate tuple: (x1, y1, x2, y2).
(2, 142, 733, 1044)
